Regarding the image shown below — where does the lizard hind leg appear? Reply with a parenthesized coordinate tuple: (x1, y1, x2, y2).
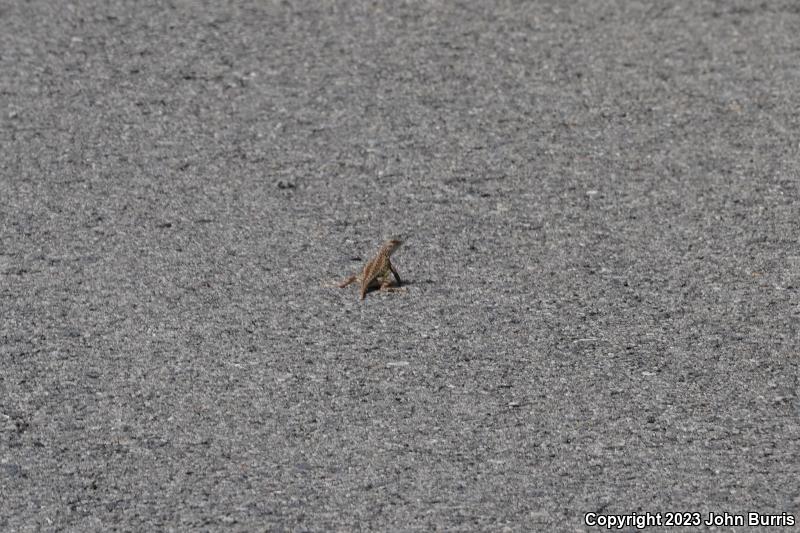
(338, 275, 358, 288)
(379, 278, 406, 293)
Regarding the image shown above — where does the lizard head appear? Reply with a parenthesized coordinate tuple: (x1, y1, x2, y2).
(384, 238, 403, 256)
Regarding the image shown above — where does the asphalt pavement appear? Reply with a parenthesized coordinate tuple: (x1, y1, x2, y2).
(1, 1, 798, 531)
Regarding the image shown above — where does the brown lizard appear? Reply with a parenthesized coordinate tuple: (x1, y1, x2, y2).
(339, 239, 404, 300)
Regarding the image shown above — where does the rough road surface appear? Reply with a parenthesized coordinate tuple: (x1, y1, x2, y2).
(2, 1, 798, 531)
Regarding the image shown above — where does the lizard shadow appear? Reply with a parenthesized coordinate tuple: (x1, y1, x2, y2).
(360, 278, 425, 296)
(367, 278, 430, 290)
(396, 279, 429, 287)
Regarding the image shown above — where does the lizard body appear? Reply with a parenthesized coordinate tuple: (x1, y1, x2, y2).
(339, 239, 404, 300)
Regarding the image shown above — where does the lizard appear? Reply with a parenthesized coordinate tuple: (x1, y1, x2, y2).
(338, 239, 404, 300)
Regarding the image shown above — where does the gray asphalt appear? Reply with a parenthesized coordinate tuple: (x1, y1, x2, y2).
(2, 1, 799, 531)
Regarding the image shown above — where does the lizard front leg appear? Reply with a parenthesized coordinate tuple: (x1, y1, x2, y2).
(389, 263, 402, 286)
